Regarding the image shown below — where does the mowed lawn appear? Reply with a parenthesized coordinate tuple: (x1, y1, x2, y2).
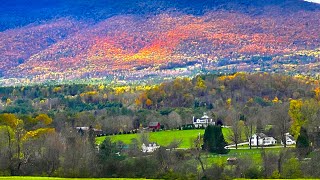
(96, 128, 232, 148)
(0, 177, 148, 180)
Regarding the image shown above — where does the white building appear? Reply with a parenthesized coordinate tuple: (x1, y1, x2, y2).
(281, 133, 296, 145)
(193, 112, 214, 128)
(249, 133, 277, 146)
(141, 143, 160, 153)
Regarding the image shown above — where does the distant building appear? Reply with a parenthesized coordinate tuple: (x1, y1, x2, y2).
(193, 112, 214, 128)
(142, 143, 160, 153)
(75, 126, 103, 136)
(148, 122, 161, 130)
(281, 133, 296, 145)
(227, 157, 238, 165)
(249, 133, 277, 146)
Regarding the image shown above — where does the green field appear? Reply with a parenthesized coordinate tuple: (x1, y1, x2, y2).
(0, 178, 147, 180)
(96, 128, 232, 148)
(205, 147, 284, 165)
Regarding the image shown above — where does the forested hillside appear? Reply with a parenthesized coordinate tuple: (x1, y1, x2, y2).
(0, 0, 320, 85)
(1, 0, 318, 31)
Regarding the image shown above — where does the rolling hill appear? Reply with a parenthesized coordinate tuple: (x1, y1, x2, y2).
(0, 0, 319, 85)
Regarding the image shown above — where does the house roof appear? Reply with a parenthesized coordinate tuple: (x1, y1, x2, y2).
(194, 112, 210, 121)
(227, 157, 238, 161)
(76, 127, 90, 131)
(254, 133, 267, 138)
(149, 122, 160, 126)
(286, 134, 295, 141)
(201, 112, 209, 119)
(75, 127, 102, 132)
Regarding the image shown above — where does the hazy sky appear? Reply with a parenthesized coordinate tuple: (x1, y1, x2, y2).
(305, 0, 320, 4)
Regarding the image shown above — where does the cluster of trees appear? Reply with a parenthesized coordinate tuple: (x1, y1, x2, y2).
(190, 147, 320, 179)
(0, 113, 55, 175)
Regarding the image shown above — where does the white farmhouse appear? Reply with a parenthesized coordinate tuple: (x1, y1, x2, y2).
(281, 133, 296, 145)
(193, 112, 214, 128)
(249, 133, 277, 146)
(141, 143, 160, 153)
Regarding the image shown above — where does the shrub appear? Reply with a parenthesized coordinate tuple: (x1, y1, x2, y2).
(244, 167, 262, 179)
(271, 170, 281, 179)
(281, 157, 303, 179)
(205, 163, 225, 180)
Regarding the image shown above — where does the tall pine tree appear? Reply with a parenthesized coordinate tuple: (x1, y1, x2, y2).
(203, 125, 229, 154)
(296, 127, 311, 157)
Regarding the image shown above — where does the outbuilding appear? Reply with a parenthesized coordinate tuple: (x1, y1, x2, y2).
(148, 122, 161, 130)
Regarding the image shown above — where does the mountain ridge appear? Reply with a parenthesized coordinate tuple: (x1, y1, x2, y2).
(0, 0, 319, 85)
(1, 0, 319, 31)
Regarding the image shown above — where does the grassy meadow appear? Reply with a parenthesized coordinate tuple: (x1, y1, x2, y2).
(96, 128, 232, 148)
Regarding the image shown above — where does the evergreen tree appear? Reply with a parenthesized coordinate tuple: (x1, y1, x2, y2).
(296, 127, 311, 157)
(202, 125, 229, 154)
(99, 137, 117, 161)
(203, 125, 214, 151)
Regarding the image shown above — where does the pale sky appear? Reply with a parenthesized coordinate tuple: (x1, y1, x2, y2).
(305, 0, 320, 4)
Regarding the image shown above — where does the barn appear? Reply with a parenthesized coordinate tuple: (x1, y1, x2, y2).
(148, 122, 161, 130)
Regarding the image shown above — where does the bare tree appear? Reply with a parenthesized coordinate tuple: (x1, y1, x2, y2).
(261, 149, 278, 177)
(60, 129, 98, 177)
(42, 133, 63, 175)
(168, 111, 182, 129)
(271, 103, 290, 147)
(139, 130, 150, 145)
(20, 133, 63, 176)
(0, 126, 11, 172)
(190, 133, 206, 178)
(0, 123, 28, 175)
(243, 106, 259, 149)
(227, 109, 243, 149)
(301, 99, 320, 148)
